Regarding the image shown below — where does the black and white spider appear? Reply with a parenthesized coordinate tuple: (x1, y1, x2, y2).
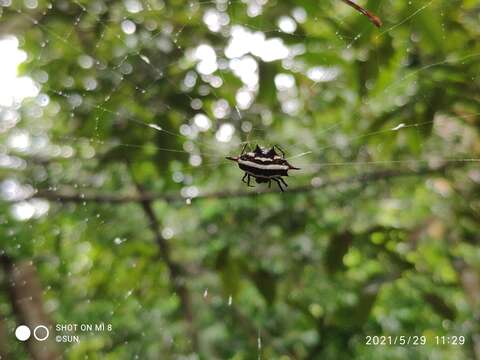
(226, 144, 300, 192)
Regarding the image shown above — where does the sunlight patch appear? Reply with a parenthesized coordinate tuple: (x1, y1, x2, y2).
(195, 44, 218, 75)
(278, 16, 297, 34)
(121, 19, 136, 34)
(0, 36, 39, 107)
(193, 114, 211, 131)
(216, 123, 235, 143)
(11, 199, 49, 221)
(306, 66, 340, 83)
(225, 26, 290, 62)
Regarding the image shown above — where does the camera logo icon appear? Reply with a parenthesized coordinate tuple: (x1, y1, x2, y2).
(15, 325, 50, 341)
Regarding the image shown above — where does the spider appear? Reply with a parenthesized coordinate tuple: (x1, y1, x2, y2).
(226, 144, 300, 192)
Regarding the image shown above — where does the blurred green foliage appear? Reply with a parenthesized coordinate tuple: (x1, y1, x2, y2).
(1, 0, 479, 359)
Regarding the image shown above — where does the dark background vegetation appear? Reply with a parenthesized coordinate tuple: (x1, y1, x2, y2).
(1, 0, 480, 358)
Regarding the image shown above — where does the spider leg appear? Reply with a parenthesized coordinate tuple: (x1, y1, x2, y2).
(247, 174, 255, 187)
(242, 173, 248, 183)
(273, 178, 285, 192)
(279, 177, 289, 188)
(274, 144, 286, 158)
(241, 143, 248, 155)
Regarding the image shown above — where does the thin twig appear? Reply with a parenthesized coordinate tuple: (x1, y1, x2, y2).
(340, 0, 383, 27)
(127, 167, 199, 353)
(31, 165, 455, 204)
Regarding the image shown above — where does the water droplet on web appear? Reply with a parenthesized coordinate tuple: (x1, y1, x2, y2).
(148, 123, 162, 131)
(392, 123, 406, 131)
(114, 237, 126, 245)
(139, 54, 151, 64)
(228, 295, 232, 306)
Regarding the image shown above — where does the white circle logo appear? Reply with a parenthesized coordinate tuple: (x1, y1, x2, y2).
(15, 325, 31, 341)
(33, 325, 49, 341)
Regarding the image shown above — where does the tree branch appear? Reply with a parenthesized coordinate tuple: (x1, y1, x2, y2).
(0, 255, 61, 360)
(31, 165, 456, 204)
(127, 169, 199, 353)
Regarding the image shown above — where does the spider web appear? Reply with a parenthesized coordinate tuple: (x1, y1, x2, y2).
(3, 0, 478, 189)
(1, 0, 480, 358)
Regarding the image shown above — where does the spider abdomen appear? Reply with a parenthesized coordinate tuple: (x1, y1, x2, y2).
(238, 160, 290, 178)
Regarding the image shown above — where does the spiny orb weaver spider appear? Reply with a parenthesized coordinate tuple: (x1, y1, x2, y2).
(226, 144, 300, 192)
